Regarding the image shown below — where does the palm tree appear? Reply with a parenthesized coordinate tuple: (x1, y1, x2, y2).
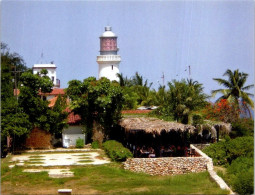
(116, 73, 131, 87)
(131, 72, 152, 88)
(212, 69, 254, 118)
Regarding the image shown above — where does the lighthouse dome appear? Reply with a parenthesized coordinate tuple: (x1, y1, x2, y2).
(100, 26, 117, 37)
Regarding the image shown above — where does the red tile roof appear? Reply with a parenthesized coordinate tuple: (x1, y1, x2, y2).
(14, 88, 65, 96)
(48, 96, 58, 107)
(49, 98, 81, 124)
(39, 88, 65, 95)
(14, 88, 81, 124)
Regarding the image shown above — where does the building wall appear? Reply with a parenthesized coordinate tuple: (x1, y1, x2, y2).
(32, 64, 57, 86)
(123, 157, 208, 176)
(25, 128, 52, 149)
(62, 126, 85, 148)
(98, 63, 120, 81)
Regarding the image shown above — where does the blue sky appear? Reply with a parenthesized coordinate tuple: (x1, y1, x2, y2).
(1, 0, 254, 101)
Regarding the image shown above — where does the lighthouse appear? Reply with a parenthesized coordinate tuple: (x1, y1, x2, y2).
(97, 26, 121, 81)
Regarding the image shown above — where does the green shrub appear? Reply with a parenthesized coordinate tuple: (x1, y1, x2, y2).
(232, 168, 254, 195)
(226, 156, 254, 194)
(91, 141, 100, 149)
(226, 136, 254, 163)
(227, 157, 253, 175)
(76, 138, 84, 148)
(203, 141, 228, 165)
(231, 119, 254, 137)
(203, 136, 254, 165)
(103, 140, 133, 162)
(192, 114, 204, 125)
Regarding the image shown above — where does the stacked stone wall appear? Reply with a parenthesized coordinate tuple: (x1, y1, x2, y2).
(25, 128, 52, 149)
(123, 157, 208, 176)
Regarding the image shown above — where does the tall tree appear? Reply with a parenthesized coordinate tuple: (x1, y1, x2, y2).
(116, 73, 132, 87)
(159, 79, 208, 124)
(1, 43, 30, 154)
(212, 69, 254, 118)
(66, 77, 124, 141)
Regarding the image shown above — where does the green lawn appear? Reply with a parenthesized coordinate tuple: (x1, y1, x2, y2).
(1, 154, 229, 195)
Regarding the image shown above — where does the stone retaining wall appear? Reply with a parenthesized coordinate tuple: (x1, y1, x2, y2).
(123, 157, 208, 176)
(190, 144, 234, 194)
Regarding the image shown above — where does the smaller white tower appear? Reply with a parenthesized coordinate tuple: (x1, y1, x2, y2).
(32, 63, 60, 88)
(97, 26, 121, 81)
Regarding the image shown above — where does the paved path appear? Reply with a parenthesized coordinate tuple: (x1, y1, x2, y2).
(9, 148, 110, 178)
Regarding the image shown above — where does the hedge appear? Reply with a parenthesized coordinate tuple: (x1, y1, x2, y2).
(203, 136, 253, 165)
(103, 140, 133, 162)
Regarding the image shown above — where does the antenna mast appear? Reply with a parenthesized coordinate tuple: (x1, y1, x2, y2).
(161, 72, 165, 86)
(189, 65, 191, 79)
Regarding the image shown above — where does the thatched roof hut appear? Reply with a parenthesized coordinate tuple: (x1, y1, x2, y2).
(120, 117, 196, 135)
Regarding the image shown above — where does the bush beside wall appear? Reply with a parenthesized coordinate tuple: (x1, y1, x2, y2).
(103, 140, 133, 162)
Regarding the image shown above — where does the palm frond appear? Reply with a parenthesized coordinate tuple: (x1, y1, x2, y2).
(240, 91, 254, 108)
(242, 84, 254, 91)
(237, 72, 248, 88)
(211, 89, 230, 97)
(245, 92, 254, 97)
(213, 78, 231, 88)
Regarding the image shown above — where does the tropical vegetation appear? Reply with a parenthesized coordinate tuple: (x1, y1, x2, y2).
(66, 77, 124, 141)
(103, 140, 133, 161)
(1, 43, 68, 154)
(212, 69, 254, 118)
(203, 136, 254, 194)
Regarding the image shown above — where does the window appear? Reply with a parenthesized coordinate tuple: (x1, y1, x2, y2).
(52, 76, 54, 82)
(112, 65, 113, 70)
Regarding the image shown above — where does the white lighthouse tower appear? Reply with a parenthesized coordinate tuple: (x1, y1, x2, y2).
(97, 26, 121, 81)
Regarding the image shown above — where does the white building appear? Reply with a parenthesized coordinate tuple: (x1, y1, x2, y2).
(97, 26, 121, 82)
(32, 64, 60, 88)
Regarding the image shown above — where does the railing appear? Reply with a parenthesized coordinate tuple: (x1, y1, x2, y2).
(97, 55, 121, 62)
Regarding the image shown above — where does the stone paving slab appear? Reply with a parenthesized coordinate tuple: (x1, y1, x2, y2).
(10, 152, 110, 166)
(9, 149, 110, 178)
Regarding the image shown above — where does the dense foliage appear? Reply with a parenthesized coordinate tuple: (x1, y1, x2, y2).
(227, 157, 254, 195)
(203, 136, 253, 165)
(66, 77, 124, 140)
(202, 99, 241, 123)
(230, 118, 254, 137)
(103, 140, 133, 161)
(203, 136, 254, 194)
(1, 43, 31, 154)
(1, 43, 68, 154)
(154, 79, 208, 124)
(212, 69, 254, 118)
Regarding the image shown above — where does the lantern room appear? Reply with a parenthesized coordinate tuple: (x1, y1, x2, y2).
(100, 26, 118, 55)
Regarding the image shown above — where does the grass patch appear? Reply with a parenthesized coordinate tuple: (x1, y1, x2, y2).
(24, 160, 44, 165)
(77, 160, 93, 163)
(73, 154, 90, 157)
(1, 153, 229, 195)
(28, 155, 44, 159)
(71, 164, 229, 194)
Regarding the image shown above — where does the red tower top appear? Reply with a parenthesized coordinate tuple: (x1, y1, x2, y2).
(99, 26, 118, 55)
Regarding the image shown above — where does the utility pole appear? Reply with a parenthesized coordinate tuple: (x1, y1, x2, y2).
(11, 66, 23, 100)
(188, 65, 191, 79)
(161, 72, 165, 86)
(11, 66, 24, 153)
